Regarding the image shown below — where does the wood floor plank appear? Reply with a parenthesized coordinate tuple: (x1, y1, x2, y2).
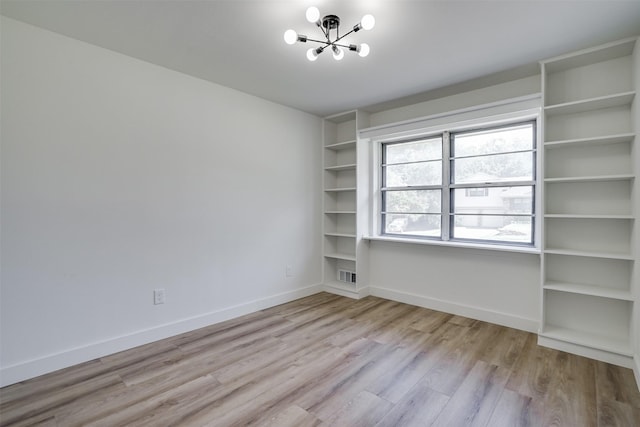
(375, 382, 449, 427)
(597, 399, 640, 427)
(408, 309, 453, 334)
(505, 333, 555, 400)
(595, 361, 640, 407)
(431, 360, 510, 427)
(107, 346, 185, 386)
(176, 340, 361, 426)
(324, 390, 393, 427)
(1, 292, 638, 427)
(486, 388, 542, 427)
(261, 405, 325, 427)
(421, 321, 499, 396)
(82, 374, 221, 426)
(307, 343, 413, 421)
(0, 373, 123, 426)
(475, 323, 529, 370)
(541, 352, 597, 427)
(293, 339, 388, 417)
(0, 359, 108, 405)
(365, 329, 448, 403)
(54, 360, 220, 425)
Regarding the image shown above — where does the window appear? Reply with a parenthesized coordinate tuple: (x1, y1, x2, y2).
(382, 136, 443, 237)
(381, 121, 536, 246)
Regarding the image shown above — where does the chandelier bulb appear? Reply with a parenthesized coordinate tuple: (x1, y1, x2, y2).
(361, 14, 375, 31)
(332, 46, 344, 61)
(358, 43, 370, 57)
(307, 47, 319, 61)
(284, 29, 298, 45)
(306, 6, 320, 24)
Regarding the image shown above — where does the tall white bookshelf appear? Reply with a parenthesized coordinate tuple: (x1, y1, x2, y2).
(539, 37, 638, 367)
(322, 110, 370, 298)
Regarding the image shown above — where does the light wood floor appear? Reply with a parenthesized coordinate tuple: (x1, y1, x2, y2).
(2, 292, 639, 426)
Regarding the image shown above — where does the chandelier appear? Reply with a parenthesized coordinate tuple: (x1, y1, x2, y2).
(284, 6, 375, 61)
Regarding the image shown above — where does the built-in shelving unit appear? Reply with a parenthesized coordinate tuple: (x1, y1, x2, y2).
(322, 110, 370, 298)
(539, 37, 638, 367)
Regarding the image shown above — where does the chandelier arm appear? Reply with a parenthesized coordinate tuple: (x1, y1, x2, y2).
(305, 37, 331, 45)
(332, 28, 356, 45)
(319, 23, 330, 40)
(332, 42, 354, 49)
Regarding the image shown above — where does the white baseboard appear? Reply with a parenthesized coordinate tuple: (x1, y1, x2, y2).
(369, 286, 538, 333)
(0, 283, 323, 387)
(635, 354, 640, 392)
(537, 334, 634, 369)
(324, 283, 371, 299)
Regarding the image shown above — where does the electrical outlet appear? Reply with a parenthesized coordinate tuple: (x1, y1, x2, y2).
(286, 264, 293, 277)
(153, 288, 165, 305)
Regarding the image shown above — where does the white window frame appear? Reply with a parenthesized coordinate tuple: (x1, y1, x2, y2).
(362, 96, 542, 254)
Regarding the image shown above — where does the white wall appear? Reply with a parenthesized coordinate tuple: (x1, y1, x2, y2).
(0, 17, 322, 386)
(369, 242, 540, 332)
(364, 76, 542, 333)
(368, 75, 541, 128)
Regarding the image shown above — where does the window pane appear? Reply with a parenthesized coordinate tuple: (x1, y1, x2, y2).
(385, 161, 442, 187)
(453, 152, 533, 184)
(384, 190, 441, 213)
(385, 137, 442, 164)
(453, 186, 533, 214)
(384, 214, 441, 237)
(453, 123, 534, 157)
(452, 215, 533, 244)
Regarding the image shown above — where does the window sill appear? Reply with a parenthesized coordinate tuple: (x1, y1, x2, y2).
(364, 235, 541, 255)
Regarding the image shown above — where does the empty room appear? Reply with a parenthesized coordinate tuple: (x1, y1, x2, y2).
(1, 0, 640, 425)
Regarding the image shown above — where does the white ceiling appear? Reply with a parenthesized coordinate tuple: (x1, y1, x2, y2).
(2, 0, 640, 117)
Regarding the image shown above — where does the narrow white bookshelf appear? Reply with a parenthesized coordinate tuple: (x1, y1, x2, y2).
(543, 133, 635, 149)
(324, 164, 356, 172)
(544, 248, 635, 261)
(539, 36, 638, 368)
(323, 253, 357, 262)
(325, 187, 357, 192)
(540, 326, 633, 358)
(544, 91, 635, 116)
(544, 214, 634, 220)
(325, 140, 356, 151)
(324, 232, 357, 238)
(543, 282, 633, 301)
(322, 110, 370, 298)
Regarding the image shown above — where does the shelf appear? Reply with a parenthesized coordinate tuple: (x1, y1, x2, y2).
(544, 248, 634, 260)
(539, 326, 632, 357)
(543, 282, 633, 301)
(324, 163, 356, 172)
(324, 253, 356, 262)
(544, 91, 635, 116)
(324, 210, 356, 214)
(544, 133, 635, 149)
(544, 214, 634, 220)
(544, 174, 634, 183)
(325, 232, 356, 238)
(325, 187, 356, 192)
(325, 140, 356, 151)
(542, 38, 636, 73)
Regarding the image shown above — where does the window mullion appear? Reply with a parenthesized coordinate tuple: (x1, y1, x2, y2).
(450, 181, 536, 189)
(442, 131, 451, 241)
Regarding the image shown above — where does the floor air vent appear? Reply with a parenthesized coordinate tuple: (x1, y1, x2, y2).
(338, 270, 356, 284)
